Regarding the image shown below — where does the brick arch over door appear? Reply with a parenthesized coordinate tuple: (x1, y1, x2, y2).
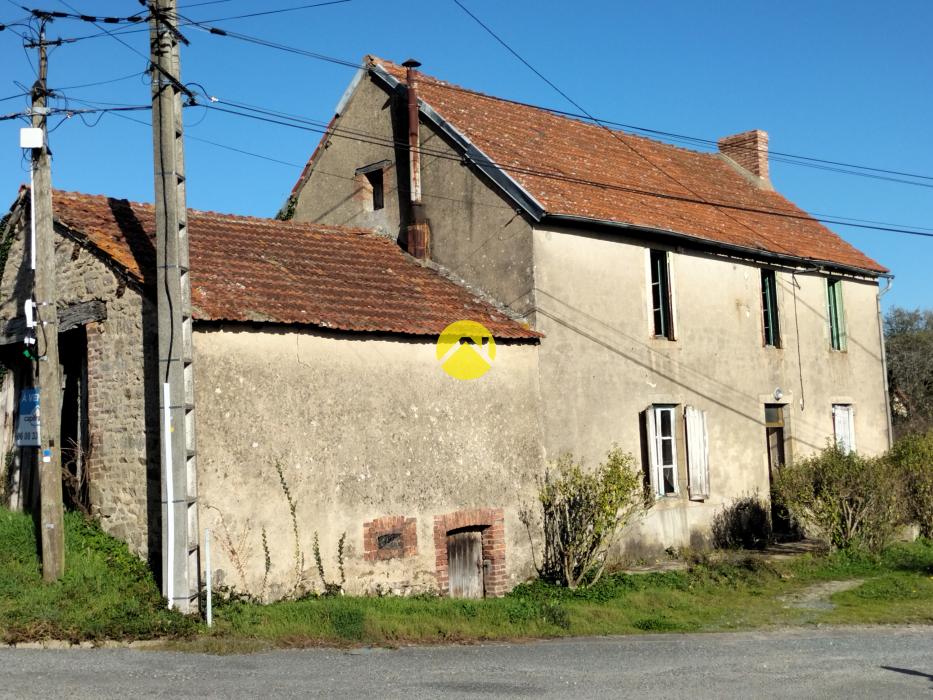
(433, 508, 506, 597)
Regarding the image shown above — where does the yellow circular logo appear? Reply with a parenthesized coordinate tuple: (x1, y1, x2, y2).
(436, 320, 496, 380)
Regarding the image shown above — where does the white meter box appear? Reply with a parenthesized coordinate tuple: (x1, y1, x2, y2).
(19, 128, 44, 149)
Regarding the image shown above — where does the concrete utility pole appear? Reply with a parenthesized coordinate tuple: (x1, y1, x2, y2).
(148, 0, 199, 612)
(30, 20, 65, 581)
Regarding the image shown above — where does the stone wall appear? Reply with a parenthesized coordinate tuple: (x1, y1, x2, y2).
(0, 221, 157, 558)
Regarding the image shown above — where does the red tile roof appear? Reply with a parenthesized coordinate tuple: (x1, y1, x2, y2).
(370, 58, 886, 274)
(47, 190, 538, 339)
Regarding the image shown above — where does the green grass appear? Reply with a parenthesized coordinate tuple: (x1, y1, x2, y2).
(200, 542, 933, 649)
(0, 508, 195, 643)
(2, 506, 932, 649)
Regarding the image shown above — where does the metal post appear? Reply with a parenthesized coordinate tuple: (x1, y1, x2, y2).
(30, 21, 65, 582)
(204, 528, 212, 627)
(149, 0, 199, 612)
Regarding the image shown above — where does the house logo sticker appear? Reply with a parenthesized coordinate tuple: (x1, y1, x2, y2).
(436, 320, 496, 380)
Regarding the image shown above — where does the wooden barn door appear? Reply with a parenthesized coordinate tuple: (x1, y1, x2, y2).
(447, 528, 484, 598)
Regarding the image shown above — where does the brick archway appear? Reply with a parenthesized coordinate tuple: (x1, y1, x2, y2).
(433, 508, 506, 597)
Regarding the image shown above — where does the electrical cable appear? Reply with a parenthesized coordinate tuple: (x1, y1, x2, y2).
(196, 100, 933, 240)
(451, 0, 801, 259)
(178, 0, 237, 7)
(37, 2, 931, 190)
(188, 0, 350, 24)
(49, 69, 146, 91)
(166, 18, 933, 189)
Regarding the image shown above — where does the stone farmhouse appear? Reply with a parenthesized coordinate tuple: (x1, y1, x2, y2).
(286, 57, 892, 560)
(0, 55, 891, 602)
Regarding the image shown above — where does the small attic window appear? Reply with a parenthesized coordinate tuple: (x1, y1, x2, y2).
(365, 170, 384, 210)
(356, 160, 391, 212)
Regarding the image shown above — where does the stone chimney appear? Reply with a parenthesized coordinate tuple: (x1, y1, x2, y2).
(717, 129, 769, 183)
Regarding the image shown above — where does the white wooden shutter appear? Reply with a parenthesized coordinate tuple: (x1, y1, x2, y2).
(645, 407, 660, 497)
(847, 407, 856, 453)
(833, 405, 855, 454)
(685, 405, 710, 501)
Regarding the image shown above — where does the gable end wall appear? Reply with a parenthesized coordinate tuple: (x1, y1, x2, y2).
(0, 220, 157, 559)
(291, 74, 537, 322)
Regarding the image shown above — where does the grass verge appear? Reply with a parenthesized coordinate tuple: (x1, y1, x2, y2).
(2, 506, 931, 650)
(0, 508, 195, 643)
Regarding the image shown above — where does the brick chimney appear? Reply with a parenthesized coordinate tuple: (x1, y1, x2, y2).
(718, 129, 769, 183)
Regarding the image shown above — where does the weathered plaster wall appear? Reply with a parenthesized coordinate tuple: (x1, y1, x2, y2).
(291, 75, 537, 320)
(291, 73, 405, 235)
(194, 326, 543, 598)
(531, 225, 889, 555)
(0, 223, 157, 557)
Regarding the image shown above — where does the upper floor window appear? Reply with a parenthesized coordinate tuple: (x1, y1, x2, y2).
(760, 269, 781, 347)
(649, 249, 674, 340)
(355, 160, 390, 212)
(365, 170, 384, 210)
(827, 279, 847, 351)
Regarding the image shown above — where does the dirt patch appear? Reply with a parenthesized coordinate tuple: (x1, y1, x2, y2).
(780, 580, 865, 611)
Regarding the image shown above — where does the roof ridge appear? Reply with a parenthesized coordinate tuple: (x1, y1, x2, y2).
(51, 189, 375, 236)
(369, 56, 724, 161)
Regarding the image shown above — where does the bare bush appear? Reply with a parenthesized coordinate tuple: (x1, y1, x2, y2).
(522, 448, 648, 589)
(711, 495, 772, 550)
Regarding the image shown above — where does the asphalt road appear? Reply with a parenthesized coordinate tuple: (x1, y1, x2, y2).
(1, 626, 931, 699)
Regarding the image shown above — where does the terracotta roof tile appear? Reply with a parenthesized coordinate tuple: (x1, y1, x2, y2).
(372, 58, 886, 274)
(49, 190, 539, 340)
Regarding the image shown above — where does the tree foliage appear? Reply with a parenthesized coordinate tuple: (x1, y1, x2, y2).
(774, 445, 906, 552)
(524, 448, 648, 589)
(885, 307, 933, 438)
(889, 430, 933, 538)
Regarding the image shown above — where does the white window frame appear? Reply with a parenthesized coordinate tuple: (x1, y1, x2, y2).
(832, 404, 856, 454)
(647, 404, 678, 497)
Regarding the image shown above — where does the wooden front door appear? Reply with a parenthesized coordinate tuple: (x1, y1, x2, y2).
(447, 528, 484, 598)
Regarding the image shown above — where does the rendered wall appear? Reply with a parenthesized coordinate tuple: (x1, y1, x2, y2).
(531, 224, 889, 555)
(291, 75, 537, 320)
(194, 325, 543, 598)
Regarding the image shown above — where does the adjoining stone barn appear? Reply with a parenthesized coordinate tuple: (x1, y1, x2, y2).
(0, 188, 541, 601)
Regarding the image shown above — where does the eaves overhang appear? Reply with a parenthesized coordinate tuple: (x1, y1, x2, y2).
(542, 213, 891, 281)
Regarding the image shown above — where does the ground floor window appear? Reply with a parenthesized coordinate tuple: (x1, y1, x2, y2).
(832, 404, 855, 454)
(647, 404, 678, 496)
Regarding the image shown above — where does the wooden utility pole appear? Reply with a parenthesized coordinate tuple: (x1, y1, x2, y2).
(148, 0, 199, 612)
(30, 20, 65, 581)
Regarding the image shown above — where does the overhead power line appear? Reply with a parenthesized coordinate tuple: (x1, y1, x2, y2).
(12, 4, 930, 242)
(189, 0, 351, 24)
(48, 90, 933, 240)
(161, 15, 933, 190)
(48, 0, 352, 43)
(450, 0, 798, 257)
(33, 2, 933, 187)
(191, 100, 933, 240)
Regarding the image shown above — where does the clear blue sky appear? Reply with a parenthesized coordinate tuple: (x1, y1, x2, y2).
(1, 1, 930, 310)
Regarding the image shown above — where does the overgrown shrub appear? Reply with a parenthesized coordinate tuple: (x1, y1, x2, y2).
(889, 430, 933, 538)
(711, 495, 773, 550)
(522, 447, 648, 589)
(773, 445, 906, 552)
